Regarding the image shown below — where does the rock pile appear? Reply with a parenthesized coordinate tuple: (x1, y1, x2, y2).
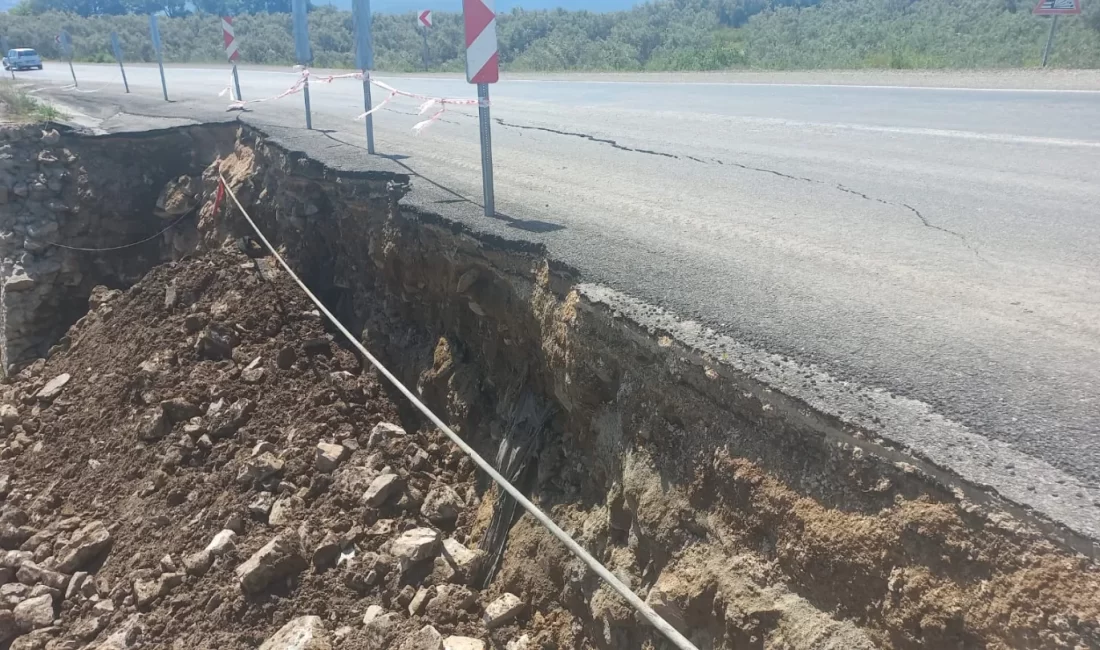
(0, 248, 545, 649)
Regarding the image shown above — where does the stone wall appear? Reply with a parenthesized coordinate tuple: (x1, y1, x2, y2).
(0, 123, 234, 374)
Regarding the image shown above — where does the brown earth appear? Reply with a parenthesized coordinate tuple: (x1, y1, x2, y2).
(0, 247, 563, 650)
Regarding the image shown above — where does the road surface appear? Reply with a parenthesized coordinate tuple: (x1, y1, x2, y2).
(21, 64, 1100, 535)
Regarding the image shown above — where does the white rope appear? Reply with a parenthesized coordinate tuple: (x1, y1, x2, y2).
(217, 174, 699, 650)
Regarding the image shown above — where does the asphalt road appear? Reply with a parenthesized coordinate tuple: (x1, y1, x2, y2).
(22, 64, 1100, 535)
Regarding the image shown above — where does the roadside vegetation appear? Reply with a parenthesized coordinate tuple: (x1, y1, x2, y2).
(0, 81, 63, 122)
(1, 0, 1099, 71)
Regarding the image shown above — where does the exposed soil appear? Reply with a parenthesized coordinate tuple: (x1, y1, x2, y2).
(0, 248, 572, 649)
(1, 121, 1099, 650)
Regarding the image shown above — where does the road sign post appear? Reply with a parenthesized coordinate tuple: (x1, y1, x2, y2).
(1, 36, 13, 79)
(149, 15, 168, 101)
(418, 10, 432, 71)
(110, 31, 129, 93)
(354, 0, 375, 153)
(463, 0, 499, 217)
(292, 0, 312, 129)
(222, 16, 242, 101)
(59, 30, 77, 88)
(1033, 0, 1080, 66)
(1042, 15, 1059, 66)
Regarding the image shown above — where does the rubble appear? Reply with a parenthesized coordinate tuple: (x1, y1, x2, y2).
(483, 593, 525, 629)
(391, 528, 441, 570)
(52, 520, 111, 573)
(13, 593, 54, 630)
(399, 625, 443, 650)
(0, 237, 584, 648)
(443, 637, 485, 650)
(314, 442, 348, 473)
(235, 534, 307, 595)
(363, 473, 402, 506)
(258, 616, 331, 650)
(421, 485, 463, 526)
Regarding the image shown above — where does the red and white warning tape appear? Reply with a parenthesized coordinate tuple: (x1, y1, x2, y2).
(218, 68, 484, 134)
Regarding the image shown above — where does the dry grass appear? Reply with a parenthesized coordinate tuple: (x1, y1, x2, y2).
(0, 81, 63, 123)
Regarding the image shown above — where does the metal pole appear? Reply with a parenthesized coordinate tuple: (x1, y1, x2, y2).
(477, 83, 494, 217)
(232, 63, 242, 101)
(1042, 14, 1059, 67)
(156, 50, 168, 100)
(2, 37, 13, 79)
(302, 74, 312, 129)
(119, 59, 129, 93)
(363, 73, 375, 154)
(422, 30, 429, 71)
(67, 57, 77, 88)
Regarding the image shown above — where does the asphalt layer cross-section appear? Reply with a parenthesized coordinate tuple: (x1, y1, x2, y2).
(21, 63, 1100, 541)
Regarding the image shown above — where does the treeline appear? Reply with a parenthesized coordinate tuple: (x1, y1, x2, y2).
(2, 0, 1099, 71)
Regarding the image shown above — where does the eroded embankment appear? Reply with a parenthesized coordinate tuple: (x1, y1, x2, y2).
(4, 121, 1100, 650)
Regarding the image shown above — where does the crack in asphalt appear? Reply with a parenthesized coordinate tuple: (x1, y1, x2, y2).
(494, 118, 679, 159)
(494, 117, 986, 261)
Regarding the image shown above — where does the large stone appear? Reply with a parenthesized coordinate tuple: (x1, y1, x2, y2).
(195, 326, 236, 361)
(132, 572, 183, 609)
(12, 594, 53, 631)
(182, 550, 213, 576)
(482, 593, 525, 629)
(362, 607, 400, 647)
(420, 486, 463, 526)
(4, 268, 34, 292)
(0, 609, 15, 643)
(15, 563, 67, 591)
(0, 404, 19, 432)
(34, 375, 69, 402)
(0, 523, 34, 550)
(443, 637, 486, 650)
(258, 616, 331, 650)
(155, 176, 199, 218)
(10, 627, 57, 650)
(267, 496, 302, 527)
(237, 452, 284, 486)
(71, 609, 109, 640)
(135, 408, 169, 441)
(362, 474, 401, 507)
(160, 398, 201, 422)
(52, 520, 111, 573)
(314, 442, 348, 474)
(391, 528, 440, 570)
(235, 534, 306, 595)
(210, 398, 254, 438)
(408, 587, 432, 616)
(367, 422, 406, 448)
(399, 625, 443, 650)
(0, 550, 34, 570)
(204, 529, 237, 555)
(1, 582, 30, 608)
(644, 573, 688, 634)
(90, 614, 141, 650)
(437, 538, 485, 585)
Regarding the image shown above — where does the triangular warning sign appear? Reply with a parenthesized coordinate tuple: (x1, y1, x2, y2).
(1033, 0, 1080, 15)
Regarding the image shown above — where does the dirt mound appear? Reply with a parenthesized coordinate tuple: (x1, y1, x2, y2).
(0, 248, 549, 650)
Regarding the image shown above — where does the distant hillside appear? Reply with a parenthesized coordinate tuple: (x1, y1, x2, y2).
(313, 0, 644, 13)
(1, 0, 1098, 70)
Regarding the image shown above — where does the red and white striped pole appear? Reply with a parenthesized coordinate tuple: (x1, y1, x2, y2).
(222, 16, 243, 101)
(463, 0, 499, 217)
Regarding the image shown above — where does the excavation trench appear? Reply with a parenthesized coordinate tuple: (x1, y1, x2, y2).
(3, 122, 1100, 649)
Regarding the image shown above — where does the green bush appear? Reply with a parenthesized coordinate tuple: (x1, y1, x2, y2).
(1, 0, 1097, 71)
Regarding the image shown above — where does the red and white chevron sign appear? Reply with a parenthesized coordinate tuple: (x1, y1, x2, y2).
(463, 0, 498, 84)
(418, 10, 432, 27)
(222, 16, 240, 62)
